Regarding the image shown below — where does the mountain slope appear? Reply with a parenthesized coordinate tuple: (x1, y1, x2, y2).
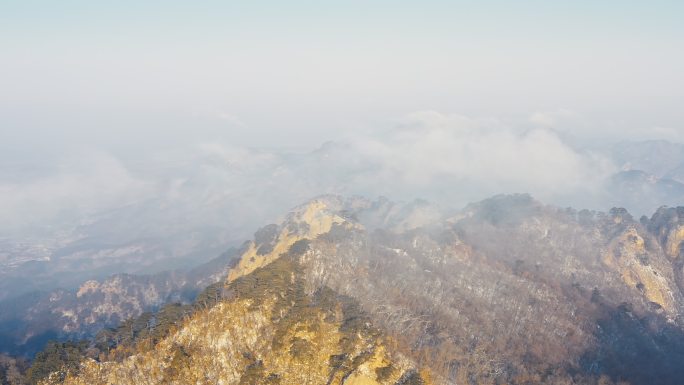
(33, 195, 684, 385)
(0, 248, 238, 357)
(39, 201, 432, 384)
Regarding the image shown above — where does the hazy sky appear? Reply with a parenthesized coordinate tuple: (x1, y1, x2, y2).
(1, 1, 684, 233)
(2, 0, 683, 161)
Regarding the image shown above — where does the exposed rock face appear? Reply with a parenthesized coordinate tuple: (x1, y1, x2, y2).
(47, 299, 416, 385)
(29, 195, 684, 384)
(227, 198, 355, 282)
(647, 207, 684, 305)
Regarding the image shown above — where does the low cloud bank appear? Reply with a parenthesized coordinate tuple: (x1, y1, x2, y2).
(1, 112, 680, 242)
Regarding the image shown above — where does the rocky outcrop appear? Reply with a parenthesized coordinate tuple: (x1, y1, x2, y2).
(227, 198, 356, 282)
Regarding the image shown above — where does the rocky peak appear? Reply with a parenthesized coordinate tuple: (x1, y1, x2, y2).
(647, 207, 684, 259)
(226, 198, 360, 283)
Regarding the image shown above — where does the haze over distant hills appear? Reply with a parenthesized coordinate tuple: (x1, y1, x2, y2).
(1, 126, 683, 303)
(608, 140, 684, 216)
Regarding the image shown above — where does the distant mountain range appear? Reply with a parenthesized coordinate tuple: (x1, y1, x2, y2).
(611, 140, 684, 181)
(607, 140, 684, 215)
(0, 246, 238, 357)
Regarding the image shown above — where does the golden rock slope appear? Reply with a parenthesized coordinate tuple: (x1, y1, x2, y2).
(41, 199, 430, 385)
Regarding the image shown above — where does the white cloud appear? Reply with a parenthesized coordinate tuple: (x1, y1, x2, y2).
(349, 112, 614, 206)
(0, 112, 643, 242)
(642, 126, 684, 143)
(215, 112, 247, 128)
(529, 109, 576, 128)
(0, 151, 152, 233)
(528, 110, 684, 145)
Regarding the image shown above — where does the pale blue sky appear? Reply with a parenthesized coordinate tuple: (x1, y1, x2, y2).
(1, 0, 683, 159)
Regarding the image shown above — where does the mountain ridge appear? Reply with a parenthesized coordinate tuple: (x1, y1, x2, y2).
(11, 194, 684, 384)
